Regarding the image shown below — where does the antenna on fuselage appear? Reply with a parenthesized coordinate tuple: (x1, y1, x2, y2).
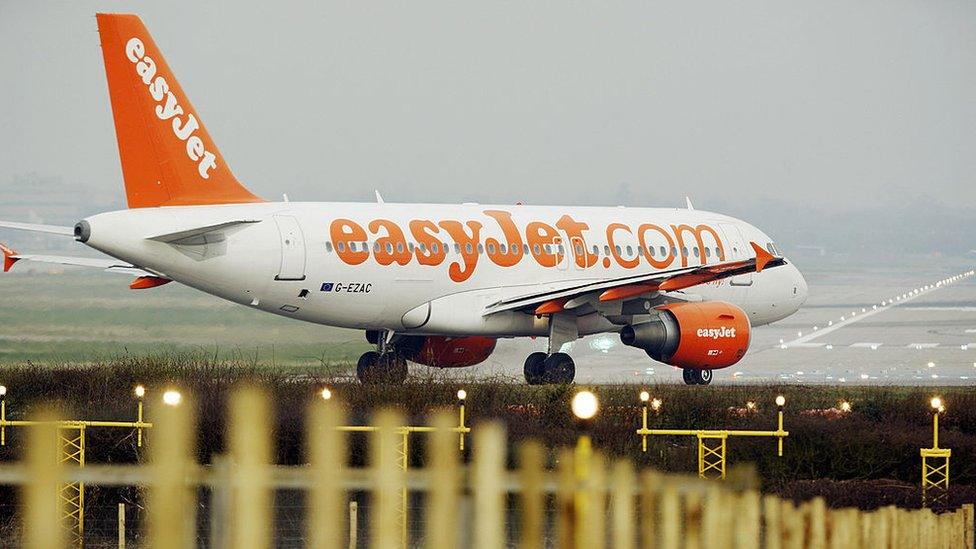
(685, 196, 695, 210)
(375, 190, 385, 204)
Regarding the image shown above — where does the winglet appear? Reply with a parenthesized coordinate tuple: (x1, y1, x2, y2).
(750, 241, 774, 273)
(130, 275, 172, 289)
(1, 243, 20, 273)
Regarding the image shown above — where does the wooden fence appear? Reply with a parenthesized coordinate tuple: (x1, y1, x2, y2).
(0, 386, 972, 548)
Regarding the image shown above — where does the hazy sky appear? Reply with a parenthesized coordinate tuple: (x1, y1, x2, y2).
(1, 1, 974, 252)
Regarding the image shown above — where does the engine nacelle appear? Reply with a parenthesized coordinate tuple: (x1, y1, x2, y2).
(397, 335, 497, 368)
(620, 301, 751, 370)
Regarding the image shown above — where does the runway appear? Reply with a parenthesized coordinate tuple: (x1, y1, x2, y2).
(463, 263, 976, 385)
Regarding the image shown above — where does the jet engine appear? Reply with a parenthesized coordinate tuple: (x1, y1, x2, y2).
(396, 335, 497, 368)
(620, 302, 751, 369)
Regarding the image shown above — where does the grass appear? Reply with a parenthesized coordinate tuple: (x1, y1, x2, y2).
(0, 352, 973, 511)
(0, 271, 370, 365)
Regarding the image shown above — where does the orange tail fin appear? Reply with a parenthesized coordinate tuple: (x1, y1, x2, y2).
(96, 14, 263, 208)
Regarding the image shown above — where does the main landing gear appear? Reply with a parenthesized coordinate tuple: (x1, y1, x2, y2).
(357, 330, 408, 384)
(682, 368, 713, 386)
(523, 352, 576, 385)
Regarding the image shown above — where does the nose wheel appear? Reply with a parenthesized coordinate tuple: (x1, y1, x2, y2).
(523, 352, 575, 385)
(682, 368, 713, 385)
(357, 350, 408, 384)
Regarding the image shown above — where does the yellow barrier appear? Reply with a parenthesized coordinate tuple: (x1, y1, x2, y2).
(0, 385, 152, 547)
(636, 392, 789, 479)
(0, 386, 973, 548)
(922, 396, 951, 508)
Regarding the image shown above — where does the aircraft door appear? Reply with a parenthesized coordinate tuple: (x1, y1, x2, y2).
(554, 237, 569, 271)
(570, 236, 590, 269)
(720, 223, 753, 286)
(274, 215, 307, 281)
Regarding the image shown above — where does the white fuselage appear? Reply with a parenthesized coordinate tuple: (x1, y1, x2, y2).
(80, 202, 808, 338)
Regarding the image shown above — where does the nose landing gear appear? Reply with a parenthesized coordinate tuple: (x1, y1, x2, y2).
(682, 368, 713, 385)
(523, 352, 576, 385)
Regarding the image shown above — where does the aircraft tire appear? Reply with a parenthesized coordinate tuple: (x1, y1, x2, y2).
(357, 351, 381, 383)
(698, 369, 713, 385)
(523, 352, 548, 385)
(682, 368, 696, 385)
(543, 352, 575, 384)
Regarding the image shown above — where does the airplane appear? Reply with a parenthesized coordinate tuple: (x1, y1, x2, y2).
(0, 14, 808, 386)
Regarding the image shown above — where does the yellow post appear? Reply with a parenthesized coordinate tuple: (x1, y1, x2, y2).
(473, 422, 506, 549)
(641, 403, 648, 453)
(777, 408, 785, 457)
(610, 459, 636, 549)
(457, 389, 468, 451)
(1, 389, 6, 446)
(307, 396, 347, 549)
(24, 410, 63, 549)
(147, 390, 194, 549)
(372, 410, 404, 549)
(229, 386, 272, 549)
(574, 433, 593, 533)
(518, 442, 545, 549)
(427, 411, 460, 549)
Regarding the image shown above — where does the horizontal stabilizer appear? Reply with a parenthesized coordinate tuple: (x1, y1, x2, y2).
(0, 220, 74, 236)
(0, 245, 154, 277)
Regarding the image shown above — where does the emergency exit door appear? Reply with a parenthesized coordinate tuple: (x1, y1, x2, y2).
(274, 215, 306, 281)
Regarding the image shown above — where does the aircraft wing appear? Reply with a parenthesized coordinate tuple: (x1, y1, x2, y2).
(483, 242, 784, 316)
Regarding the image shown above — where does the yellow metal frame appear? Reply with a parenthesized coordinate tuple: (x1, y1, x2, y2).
(637, 407, 788, 479)
(921, 410, 951, 507)
(1, 396, 152, 547)
(335, 400, 469, 547)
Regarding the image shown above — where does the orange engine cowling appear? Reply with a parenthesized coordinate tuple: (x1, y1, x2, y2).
(398, 335, 497, 368)
(619, 301, 751, 370)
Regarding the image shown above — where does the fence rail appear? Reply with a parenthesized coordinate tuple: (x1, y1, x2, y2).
(0, 386, 973, 549)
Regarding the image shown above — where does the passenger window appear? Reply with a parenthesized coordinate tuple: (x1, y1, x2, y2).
(419, 243, 427, 253)
(544, 244, 552, 254)
(671, 247, 678, 257)
(465, 243, 473, 254)
(325, 241, 333, 253)
(534, 244, 541, 255)
(386, 243, 394, 254)
(373, 242, 380, 253)
(592, 245, 600, 256)
(615, 245, 622, 255)
(455, 243, 462, 254)
(523, 244, 530, 255)
(626, 245, 633, 256)
(349, 242, 357, 252)
(558, 244, 565, 255)
(681, 247, 688, 257)
(714, 247, 721, 258)
(337, 241, 346, 252)
(604, 245, 611, 256)
(396, 242, 404, 253)
(649, 246, 655, 257)
(693, 248, 700, 258)
(705, 247, 711, 258)
(660, 246, 666, 257)
(575, 245, 583, 255)
(432, 242, 439, 253)
(477, 244, 484, 254)
(487, 243, 496, 254)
